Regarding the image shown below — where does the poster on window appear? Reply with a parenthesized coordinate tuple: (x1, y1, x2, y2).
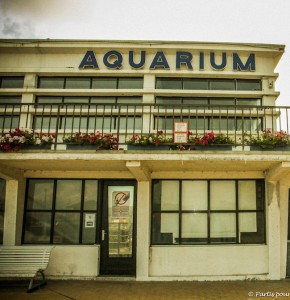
(112, 191, 130, 218)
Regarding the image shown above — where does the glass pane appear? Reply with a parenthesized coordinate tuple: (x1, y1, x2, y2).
(90, 97, 116, 104)
(118, 78, 143, 89)
(209, 98, 235, 106)
(24, 212, 51, 243)
(119, 117, 142, 130)
(154, 117, 177, 131)
(189, 118, 207, 130)
(182, 181, 207, 210)
(36, 96, 63, 104)
(89, 116, 114, 131)
(237, 79, 261, 91)
(183, 79, 208, 90)
(39, 77, 64, 88)
(82, 213, 96, 244)
(183, 98, 208, 105)
(0, 179, 5, 210)
(108, 186, 134, 257)
(210, 181, 235, 210)
(92, 78, 117, 89)
(160, 213, 179, 244)
(117, 97, 142, 104)
(238, 181, 256, 210)
(210, 79, 235, 90)
(27, 179, 54, 210)
(161, 181, 179, 210)
(181, 213, 207, 244)
(156, 78, 182, 89)
(155, 97, 182, 105)
(33, 117, 58, 130)
(236, 99, 261, 106)
(55, 180, 82, 210)
(210, 213, 236, 242)
(53, 212, 80, 244)
(1, 77, 24, 88)
(0, 212, 3, 244)
(63, 97, 90, 104)
(65, 78, 90, 89)
(239, 212, 257, 233)
(84, 180, 98, 210)
(0, 96, 22, 104)
(0, 116, 20, 129)
(61, 117, 88, 131)
(236, 118, 261, 131)
(240, 212, 265, 243)
(209, 118, 235, 131)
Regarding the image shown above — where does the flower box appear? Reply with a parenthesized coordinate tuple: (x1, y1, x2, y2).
(193, 145, 233, 151)
(66, 144, 97, 150)
(21, 144, 52, 150)
(127, 144, 171, 150)
(250, 145, 290, 151)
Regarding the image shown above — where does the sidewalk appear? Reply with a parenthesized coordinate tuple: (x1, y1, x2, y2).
(0, 279, 290, 300)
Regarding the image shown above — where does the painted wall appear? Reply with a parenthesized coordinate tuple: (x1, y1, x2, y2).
(46, 245, 100, 278)
(149, 245, 268, 279)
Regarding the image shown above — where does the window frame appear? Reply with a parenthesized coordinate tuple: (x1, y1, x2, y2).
(155, 77, 262, 91)
(38, 77, 144, 89)
(22, 178, 100, 245)
(151, 179, 266, 246)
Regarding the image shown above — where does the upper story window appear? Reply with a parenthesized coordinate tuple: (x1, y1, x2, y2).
(155, 97, 261, 106)
(156, 78, 261, 91)
(38, 77, 143, 89)
(0, 77, 24, 88)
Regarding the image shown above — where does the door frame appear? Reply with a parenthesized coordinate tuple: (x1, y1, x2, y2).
(99, 179, 137, 275)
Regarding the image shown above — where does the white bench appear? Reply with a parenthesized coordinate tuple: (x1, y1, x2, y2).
(0, 246, 53, 293)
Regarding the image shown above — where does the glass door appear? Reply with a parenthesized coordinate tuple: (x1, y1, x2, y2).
(100, 180, 136, 275)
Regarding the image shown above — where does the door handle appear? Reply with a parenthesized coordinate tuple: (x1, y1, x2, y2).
(102, 230, 107, 241)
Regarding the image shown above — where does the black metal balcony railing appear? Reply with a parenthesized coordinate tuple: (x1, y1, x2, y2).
(0, 102, 289, 149)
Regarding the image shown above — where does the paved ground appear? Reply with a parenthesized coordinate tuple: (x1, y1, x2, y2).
(0, 279, 290, 300)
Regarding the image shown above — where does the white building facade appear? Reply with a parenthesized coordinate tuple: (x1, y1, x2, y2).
(0, 39, 289, 281)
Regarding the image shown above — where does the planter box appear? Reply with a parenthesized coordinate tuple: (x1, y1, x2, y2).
(193, 145, 233, 151)
(127, 144, 171, 150)
(21, 144, 52, 150)
(66, 144, 97, 150)
(250, 145, 290, 151)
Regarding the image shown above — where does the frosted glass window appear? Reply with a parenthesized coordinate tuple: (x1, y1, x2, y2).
(39, 77, 64, 88)
(161, 181, 179, 210)
(53, 212, 80, 244)
(160, 213, 179, 240)
(55, 180, 82, 210)
(84, 180, 98, 210)
(24, 212, 52, 243)
(210, 213, 236, 237)
(239, 212, 257, 232)
(182, 213, 207, 238)
(65, 78, 90, 89)
(210, 181, 235, 210)
(92, 78, 117, 89)
(27, 180, 54, 210)
(238, 181, 256, 210)
(118, 78, 143, 89)
(1, 77, 24, 88)
(182, 181, 207, 210)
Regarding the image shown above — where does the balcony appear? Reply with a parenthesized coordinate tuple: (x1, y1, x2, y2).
(0, 103, 289, 150)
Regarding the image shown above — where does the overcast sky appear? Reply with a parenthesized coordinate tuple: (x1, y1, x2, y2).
(0, 0, 290, 105)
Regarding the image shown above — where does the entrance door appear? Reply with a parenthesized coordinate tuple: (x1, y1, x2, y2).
(100, 180, 137, 275)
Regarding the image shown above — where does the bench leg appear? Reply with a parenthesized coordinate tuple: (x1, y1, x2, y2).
(27, 269, 47, 293)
